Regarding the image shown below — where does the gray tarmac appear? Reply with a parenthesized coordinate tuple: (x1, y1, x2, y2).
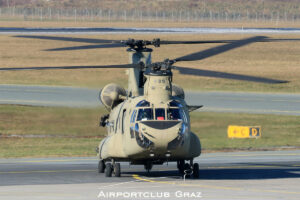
(1, 84, 300, 115)
(1, 27, 300, 34)
(0, 150, 299, 200)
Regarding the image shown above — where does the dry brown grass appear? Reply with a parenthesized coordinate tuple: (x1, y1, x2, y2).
(0, 33, 300, 92)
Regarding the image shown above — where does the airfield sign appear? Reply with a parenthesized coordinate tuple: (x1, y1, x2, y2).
(228, 125, 261, 139)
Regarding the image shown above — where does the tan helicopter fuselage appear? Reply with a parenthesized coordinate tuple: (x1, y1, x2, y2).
(98, 71, 201, 164)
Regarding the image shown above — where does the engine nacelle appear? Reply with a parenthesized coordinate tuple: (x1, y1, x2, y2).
(99, 83, 126, 110)
(172, 84, 185, 99)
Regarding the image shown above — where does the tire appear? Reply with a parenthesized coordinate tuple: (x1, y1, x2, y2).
(183, 163, 192, 178)
(105, 163, 112, 177)
(184, 163, 190, 171)
(177, 160, 185, 174)
(114, 163, 121, 177)
(193, 163, 199, 179)
(98, 160, 105, 173)
(144, 161, 153, 172)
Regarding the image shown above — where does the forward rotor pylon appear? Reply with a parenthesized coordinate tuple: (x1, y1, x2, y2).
(127, 48, 152, 97)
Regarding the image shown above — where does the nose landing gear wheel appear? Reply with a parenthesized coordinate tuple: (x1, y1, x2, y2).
(177, 160, 185, 175)
(144, 161, 153, 173)
(98, 160, 105, 173)
(105, 163, 112, 177)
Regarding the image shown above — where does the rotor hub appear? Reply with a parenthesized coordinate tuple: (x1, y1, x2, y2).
(121, 38, 160, 51)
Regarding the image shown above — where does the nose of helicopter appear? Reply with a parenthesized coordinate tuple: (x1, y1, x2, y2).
(141, 121, 180, 130)
(138, 120, 183, 150)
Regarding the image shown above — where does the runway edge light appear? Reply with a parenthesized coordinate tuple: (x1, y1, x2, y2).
(227, 125, 261, 139)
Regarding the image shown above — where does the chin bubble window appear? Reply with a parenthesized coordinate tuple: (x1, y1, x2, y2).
(155, 108, 165, 120)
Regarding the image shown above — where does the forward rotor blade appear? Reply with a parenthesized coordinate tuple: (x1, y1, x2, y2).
(175, 66, 287, 84)
(0, 64, 137, 71)
(46, 43, 124, 51)
(14, 35, 117, 44)
(174, 36, 267, 62)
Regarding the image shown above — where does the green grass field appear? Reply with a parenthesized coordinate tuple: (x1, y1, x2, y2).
(0, 105, 299, 158)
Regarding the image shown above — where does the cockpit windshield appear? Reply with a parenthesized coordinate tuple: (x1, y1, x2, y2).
(134, 100, 186, 122)
(137, 108, 154, 121)
(167, 108, 182, 120)
(169, 100, 183, 107)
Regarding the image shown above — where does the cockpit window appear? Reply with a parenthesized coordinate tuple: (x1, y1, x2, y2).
(155, 108, 165, 120)
(137, 108, 153, 121)
(169, 100, 183, 107)
(136, 100, 150, 107)
(167, 108, 182, 120)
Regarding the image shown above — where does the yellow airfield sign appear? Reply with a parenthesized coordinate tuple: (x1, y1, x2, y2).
(228, 126, 261, 139)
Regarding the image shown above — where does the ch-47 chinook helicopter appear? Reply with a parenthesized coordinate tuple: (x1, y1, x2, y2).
(0, 35, 289, 178)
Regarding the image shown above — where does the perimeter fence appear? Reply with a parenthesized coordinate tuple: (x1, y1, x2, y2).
(1, 7, 300, 23)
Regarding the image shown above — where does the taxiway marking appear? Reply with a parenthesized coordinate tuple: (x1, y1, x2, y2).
(132, 174, 300, 195)
(1, 163, 297, 174)
(0, 153, 298, 164)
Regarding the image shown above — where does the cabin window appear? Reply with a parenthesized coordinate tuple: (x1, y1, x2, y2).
(130, 110, 137, 123)
(155, 108, 165, 120)
(137, 108, 153, 121)
(122, 109, 126, 134)
(182, 109, 188, 123)
(169, 100, 183, 107)
(107, 121, 114, 133)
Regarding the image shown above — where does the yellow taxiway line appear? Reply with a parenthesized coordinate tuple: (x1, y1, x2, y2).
(132, 174, 300, 195)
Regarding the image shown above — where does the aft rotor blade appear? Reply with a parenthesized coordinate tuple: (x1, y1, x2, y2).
(161, 38, 300, 45)
(174, 36, 267, 62)
(160, 40, 233, 45)
(175, 66, 287, 84)
(0, 64, 137, 71)
(264, 38, 300, 42)
(46, 43, 124, 51)
(14, 35, 117, 44)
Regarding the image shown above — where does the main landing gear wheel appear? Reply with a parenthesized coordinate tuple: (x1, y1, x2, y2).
(98, 160, 105, 173)
(183, 163, 192, 178)
(180, 160, 200, 179)
(114, 163, 121, 177)
(105, 162, 121, 177)
(193, 163, 199, 179)
(105, 163, 113, 177)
